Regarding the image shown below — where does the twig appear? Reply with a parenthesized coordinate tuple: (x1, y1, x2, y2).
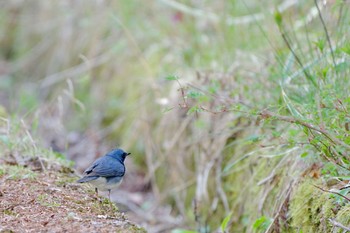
(314, 0, 336, 67)
(279, 28, 315, 86)
(265, 181, 294, 233)
(313, 185, 350, 202)
(329, 218, 350, 232)
(258, 153, 293, 186)
(215, 156, 229, 212)
(193, 198, 201, 233)
(336, 1, 344, 28)
(176, 79, 188, 108)
(260, 110, 350, 151)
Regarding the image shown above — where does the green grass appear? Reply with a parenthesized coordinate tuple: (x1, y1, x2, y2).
(0, 164, 37, 180)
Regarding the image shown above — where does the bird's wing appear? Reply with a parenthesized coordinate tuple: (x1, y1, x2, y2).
(84, 157, 125, 177)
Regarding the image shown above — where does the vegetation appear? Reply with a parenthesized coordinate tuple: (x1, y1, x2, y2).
(1, 1, 350, 232)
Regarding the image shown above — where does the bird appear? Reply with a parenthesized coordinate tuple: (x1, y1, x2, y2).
(77, 148, 130, 201)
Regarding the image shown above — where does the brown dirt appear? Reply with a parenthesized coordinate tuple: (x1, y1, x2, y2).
(0, 166, 146, 233)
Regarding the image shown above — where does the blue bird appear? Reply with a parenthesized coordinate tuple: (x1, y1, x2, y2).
(77, 148, 130, 200)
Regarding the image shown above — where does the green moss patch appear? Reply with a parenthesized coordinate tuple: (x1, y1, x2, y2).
(289, 179, 350, 232)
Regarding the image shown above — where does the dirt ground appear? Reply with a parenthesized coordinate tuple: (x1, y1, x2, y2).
(0, 164, 146, 233)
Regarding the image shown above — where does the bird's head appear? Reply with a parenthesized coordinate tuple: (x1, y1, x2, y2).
(106, 148, 131, 162)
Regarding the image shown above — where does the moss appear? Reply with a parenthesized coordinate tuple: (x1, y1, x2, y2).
(310, 191, 336, 231)
(289, 179, 336, 232)
(3, 209, 17, 216)
(335, 205, 350, 230)
(224, 155, 284, 231)
(90, 197, 119, 214)
(0, 167, 5, 176)
(122, 225, 147, 233)
(37, 194, 61, 208)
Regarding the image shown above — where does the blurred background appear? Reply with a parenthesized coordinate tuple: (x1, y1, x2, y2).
(1, 0, 349, 232)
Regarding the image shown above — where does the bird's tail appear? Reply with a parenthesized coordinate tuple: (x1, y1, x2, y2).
(77, 176, 98, 183)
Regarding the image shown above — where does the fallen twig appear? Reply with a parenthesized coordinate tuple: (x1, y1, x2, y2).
(329, 218, 350, 232)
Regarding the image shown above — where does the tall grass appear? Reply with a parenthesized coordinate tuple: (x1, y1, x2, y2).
(167, 1, 350, 231)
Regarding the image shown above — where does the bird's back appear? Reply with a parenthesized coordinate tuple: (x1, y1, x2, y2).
(77, 155, 125, 183)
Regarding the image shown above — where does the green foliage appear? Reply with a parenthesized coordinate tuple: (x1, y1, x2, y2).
(221, 212, 233, 232)
(340, 42, 350, 55)
(321, 162, 339, 177)
(165, 75, 179, 81)
(313, 38, 326, 53)
(274, 10, 283, 28)
(332, 189, 350, 205)
(187, 91, 204, 100)
(187, 106, 201, 114)
(253, 216, 272, 232)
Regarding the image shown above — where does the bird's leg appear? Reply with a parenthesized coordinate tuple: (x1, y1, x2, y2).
(108, 189, 113, 210)
(95, 188, 102, 203)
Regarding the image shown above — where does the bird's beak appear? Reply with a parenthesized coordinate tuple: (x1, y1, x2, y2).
(127, 152, 131, 156)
